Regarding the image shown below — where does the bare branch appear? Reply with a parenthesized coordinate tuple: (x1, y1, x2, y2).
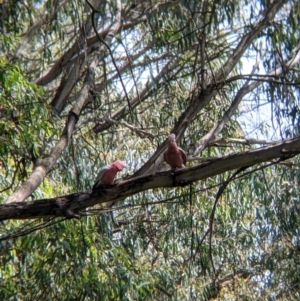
(215, 0, 287, 80)
(209, 137, 282, 146)
(101, 117, 155, 138)
(93, 56, 183, 133)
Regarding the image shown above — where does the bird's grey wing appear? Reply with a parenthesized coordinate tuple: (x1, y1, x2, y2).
(93, 166, 109, 188)
(163, 151, 167, 162)
(179, 147, 187, 166)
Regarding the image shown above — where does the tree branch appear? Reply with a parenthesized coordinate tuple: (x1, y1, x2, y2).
(2, 135, 300, 220)
(204, 269, 252, 300)
(209, 137, 281, 146)
(13, 0, 70, 59)
(50, 0, 123, 114)
(34, 1, 176, 87)
(93, 56, 183, 133)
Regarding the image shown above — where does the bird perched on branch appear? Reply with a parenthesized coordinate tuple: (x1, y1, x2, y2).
(93, 160, 127, 189)
(164, 133, 186, 169)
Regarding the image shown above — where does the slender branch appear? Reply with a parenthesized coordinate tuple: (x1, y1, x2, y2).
(13, 0, 70, 59)
(50, 0, 123, 114)
(204, 270, 252, 300)
(100, 117, 155, 138)
(93, 56, 182, 133)
(224, 74, 300, 86)
(208, 167, 248, 276)
(86, 0, 131, 112)
(215, 0, 287, 80)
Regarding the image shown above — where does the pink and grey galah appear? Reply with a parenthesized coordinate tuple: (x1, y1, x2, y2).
(164, 133, 187, 169)
(93, 160, 127, 189)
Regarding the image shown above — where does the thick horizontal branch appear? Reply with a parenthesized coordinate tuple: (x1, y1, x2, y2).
(1, 135, 300, 221)
(210, 137, 281, 146)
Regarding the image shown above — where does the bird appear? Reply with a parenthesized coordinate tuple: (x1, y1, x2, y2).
(93, 160, 127, 189)
(164, 133, 186, 169)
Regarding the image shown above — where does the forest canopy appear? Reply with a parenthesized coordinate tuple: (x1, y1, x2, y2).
(1, 0, 300, 300)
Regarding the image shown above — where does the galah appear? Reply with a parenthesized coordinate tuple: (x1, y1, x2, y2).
(93, 160, 127, 189)
(164, 133, 186, 169)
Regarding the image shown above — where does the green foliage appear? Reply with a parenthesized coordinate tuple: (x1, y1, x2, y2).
(2, 160, 300, 300)
(1, 0, 300, 299)
(0, 58, 56, 196)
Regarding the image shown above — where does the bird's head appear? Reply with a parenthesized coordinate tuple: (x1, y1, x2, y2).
(112, 160, 127, 171)
(168, 133, 176, 143)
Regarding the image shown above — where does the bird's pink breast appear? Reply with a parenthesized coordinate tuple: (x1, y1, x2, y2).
(100, 167, 119, 184)
(164, 144, 184, 168)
